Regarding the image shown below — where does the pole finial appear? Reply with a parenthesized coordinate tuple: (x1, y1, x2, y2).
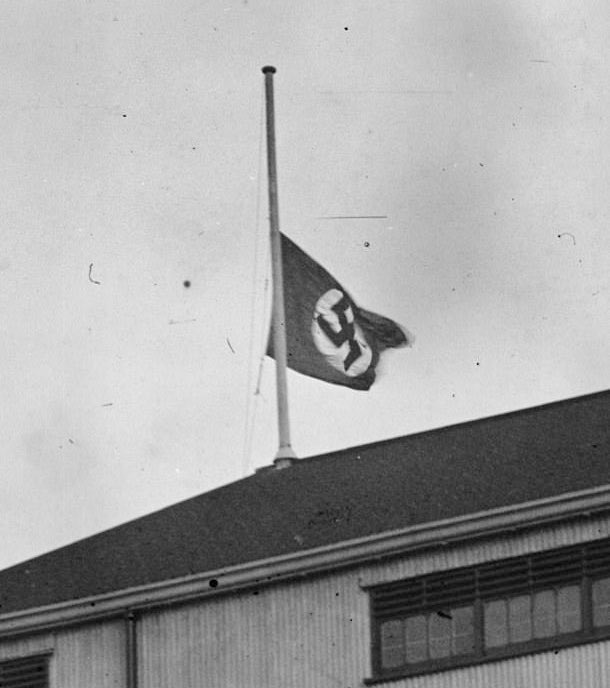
(262, 65, 277, 74)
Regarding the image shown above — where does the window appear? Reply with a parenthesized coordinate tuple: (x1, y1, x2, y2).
(0, 654, 49, 688)
(379, 604, 475, 668)
(368, 537, 610, 681)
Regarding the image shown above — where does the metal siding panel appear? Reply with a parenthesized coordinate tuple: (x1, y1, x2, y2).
(138, 514, 610, 688)
(265, 571, 369, 688)
(0, 620, 124, 687)
(378, 641, 610, 688)
(53, 621, 125, 687)
(139, 570, 369, 688)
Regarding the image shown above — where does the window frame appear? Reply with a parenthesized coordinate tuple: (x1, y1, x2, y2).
(365, 538, 610, 683)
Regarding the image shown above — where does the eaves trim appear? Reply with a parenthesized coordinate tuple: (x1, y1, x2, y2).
(2, 484, 610, 637)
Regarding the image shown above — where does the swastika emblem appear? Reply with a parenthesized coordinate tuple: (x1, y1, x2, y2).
(311, 289, 372, 377)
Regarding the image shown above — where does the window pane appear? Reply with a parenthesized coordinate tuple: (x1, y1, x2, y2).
(557, 585, 581, 633)
(428, 612, 451, 658)
(484, 600, 508, 648)
(593, 578, 610, 627)
(405, 615, 428, 663)
(451, 606, 475, 655)
(533, 590, 556, 638)
(509, 595, 532, 643)
(380, 619, 404, 669)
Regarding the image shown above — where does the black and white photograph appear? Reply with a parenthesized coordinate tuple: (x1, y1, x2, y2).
(0, 1, 608, 686)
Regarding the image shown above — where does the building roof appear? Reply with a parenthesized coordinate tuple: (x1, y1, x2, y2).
(1, 389, 609, 616)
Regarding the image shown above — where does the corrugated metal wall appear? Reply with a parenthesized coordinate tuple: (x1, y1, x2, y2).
(0, 620, 124, 687)
(387, 642, 610, 688)
(3, 514, 610, 687)
(139, 566, 369, 688)
(138, 513, 610, 688)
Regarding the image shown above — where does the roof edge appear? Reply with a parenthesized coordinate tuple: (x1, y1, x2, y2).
(299, 388, 610, 465)
(2, 483, 610, 637)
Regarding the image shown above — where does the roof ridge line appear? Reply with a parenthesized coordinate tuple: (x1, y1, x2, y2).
(297, 387, 610, 465)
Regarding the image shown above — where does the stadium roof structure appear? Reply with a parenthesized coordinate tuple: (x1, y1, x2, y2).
(1, 389, 608, 620)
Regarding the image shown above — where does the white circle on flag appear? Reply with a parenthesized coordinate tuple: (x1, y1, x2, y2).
(311, 289, 372, 377)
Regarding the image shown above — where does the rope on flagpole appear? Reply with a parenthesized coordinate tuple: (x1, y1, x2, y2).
(254, 275, 270, 396)
(242, 253, 271, 475)
(241, 83, 268, 477)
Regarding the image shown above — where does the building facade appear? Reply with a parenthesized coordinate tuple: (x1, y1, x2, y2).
(0, 390, 608, 687)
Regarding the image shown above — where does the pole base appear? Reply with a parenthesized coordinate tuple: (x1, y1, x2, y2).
(274, 445, 297, 469)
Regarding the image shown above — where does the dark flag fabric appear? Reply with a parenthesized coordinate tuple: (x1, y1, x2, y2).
(267, 233, 412, 390)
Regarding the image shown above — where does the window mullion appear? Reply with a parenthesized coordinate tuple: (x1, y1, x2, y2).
(473, 569, 484, 658)
(473, 597, 484, 657)
(582, 574, 593, 635)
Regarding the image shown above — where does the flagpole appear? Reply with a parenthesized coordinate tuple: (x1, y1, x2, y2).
(262, 65, 297, 467)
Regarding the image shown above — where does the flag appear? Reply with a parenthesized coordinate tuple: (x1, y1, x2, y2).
(267, 233, 412, 390)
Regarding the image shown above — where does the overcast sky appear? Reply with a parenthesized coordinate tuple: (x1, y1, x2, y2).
(0, 0, 608, 570)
